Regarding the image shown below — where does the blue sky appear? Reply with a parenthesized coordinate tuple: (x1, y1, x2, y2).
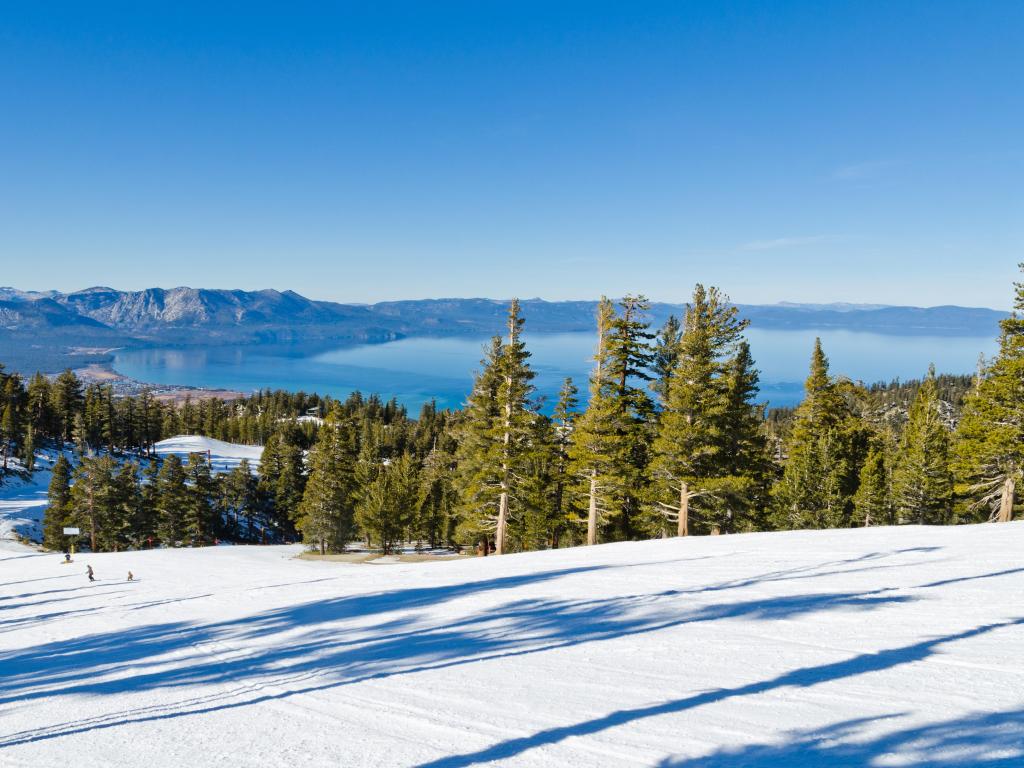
(1, 2, 1021, 307)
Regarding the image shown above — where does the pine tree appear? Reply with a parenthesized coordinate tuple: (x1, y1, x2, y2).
(771, 339, 868, 529)
(651, 314, 683, 406)
(43, 453, 72, 550)
(137, 459, 161, 546)
(183, 453, 218, 544)
(258, 426, 306, 537)
(220, 459, 261, 541)
(51, 369, 84, 444)
(548, 377, 579, 547)
(719, 340, 772, 530)
(356, 453, 419, 554)
(649, 286, 762, 536)
(601, 295, 656, 540)
(569, 297, 618, 546)
(69, 455, 118, 551)
(853, 442, 890, 527)
(296, 411, 358, 554)
(416, 443, 457, 549)
(26, 372, 54, 441)
(954, 264, 1024, 522)
(891, 366, 953, 524)
(109, 461, 141, 550)
(156, 454, 189, 545)
(452, 301, 538, 554)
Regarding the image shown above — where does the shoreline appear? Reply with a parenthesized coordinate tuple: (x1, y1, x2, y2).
(71, 363, 247, 404)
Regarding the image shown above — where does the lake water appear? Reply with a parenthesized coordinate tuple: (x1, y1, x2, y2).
(112, 329, 998, 413)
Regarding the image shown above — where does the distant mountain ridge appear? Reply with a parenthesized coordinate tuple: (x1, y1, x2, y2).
(0, 286, 1008, 374)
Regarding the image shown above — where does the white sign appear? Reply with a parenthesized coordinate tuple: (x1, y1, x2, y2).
(63, 527, 80, 535)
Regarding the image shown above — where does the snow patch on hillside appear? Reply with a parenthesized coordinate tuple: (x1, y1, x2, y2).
(0, 452, 60, 546)
(154, 435, 263, 472)
(1, 524, 1023, 766)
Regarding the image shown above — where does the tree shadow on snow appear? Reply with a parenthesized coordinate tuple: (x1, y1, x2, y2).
(655, 708, 1024, 767)
(1, 548, 1017, 758)
(415, 619, 1024, 767)
(0, 577, 918, 748)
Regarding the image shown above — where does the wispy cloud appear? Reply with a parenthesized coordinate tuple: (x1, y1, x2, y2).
(833, 159, 898, 181)
(739, 235, 841, 251)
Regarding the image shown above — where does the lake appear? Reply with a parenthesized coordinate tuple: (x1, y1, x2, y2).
(112, 328, 998, 413)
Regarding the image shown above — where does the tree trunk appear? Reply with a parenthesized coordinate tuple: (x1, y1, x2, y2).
(677, 482, 689, 537)
(88, 483, 97, 552)
(496, 487, 509, 555)
(480, 534, 489, 556)
(320, 537, 326, 555)
(587, 470, 598, 545)
(997, 475, 1015, 522)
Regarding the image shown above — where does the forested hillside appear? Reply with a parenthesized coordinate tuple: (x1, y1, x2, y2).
(3, 270, 1022, 556)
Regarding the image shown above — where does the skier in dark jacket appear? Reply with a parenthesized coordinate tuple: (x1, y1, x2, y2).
(86, 565, 95, 582)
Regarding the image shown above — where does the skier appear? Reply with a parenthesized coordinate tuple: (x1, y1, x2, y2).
(127, 571, 134, 582)
(86, 565, 95, 582)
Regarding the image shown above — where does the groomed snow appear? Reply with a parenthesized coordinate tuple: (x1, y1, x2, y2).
(2, 524, 1024, 765)
(154, 435, 263, 473)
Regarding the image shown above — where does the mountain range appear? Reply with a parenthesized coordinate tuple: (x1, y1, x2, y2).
(0, 286, 1008, 373)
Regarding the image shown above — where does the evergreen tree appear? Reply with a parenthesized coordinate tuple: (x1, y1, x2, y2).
(137, 459, 161, 546)
(296, 411, 358, 553)
(891, 366, 953, 524)
(601, 295, 655, 540)
(416, 443, 457, 549)
(356, 453, 419, 554)
(258, 426, 307, 537)
(649, 286, 763, 536)
(221, 459, 261, 541)
(183, 453, 218, 544)
(853, 442, 890, 527)
(651, 314, 683, 406)
(26, 372, 54, 441)
(771, 339, 868, 529)
(954, 264, 1024, 522)
(156, 454, 189, 545)
(69, 455, 118, 551)
(51, 369, 84, 444)
(569, 297, 619, 545)
(548, 377, 579, 547)
(43, 453, 72, 550)
(452, 301, 538, 554)
(108, 461, 141, 550)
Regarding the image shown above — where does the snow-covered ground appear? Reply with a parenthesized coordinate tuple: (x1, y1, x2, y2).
(1, 524, 1023, 766)
(0, 439, 263, 547)
(154, 435, 264, 473)
(0, 452, 59, 544)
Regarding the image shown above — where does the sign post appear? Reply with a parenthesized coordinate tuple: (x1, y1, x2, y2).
(63, 527, 80, 561)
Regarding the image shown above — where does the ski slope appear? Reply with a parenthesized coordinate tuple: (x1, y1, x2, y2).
(1, 525, 1023, 767)
(154, 435, 263, 473)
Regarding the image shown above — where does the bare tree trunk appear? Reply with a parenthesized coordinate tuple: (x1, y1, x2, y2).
(320, 538, 326, 555)
(998, 475, 1015, 522)
(496, 489, 509, 555)
(480, 534, 489, 556)
(587, 470, 598, 545)
(88, 483, 97, 553)
(677, 482, 689, 537)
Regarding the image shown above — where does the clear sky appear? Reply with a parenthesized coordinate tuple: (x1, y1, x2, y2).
(1, 2, 1021, 307)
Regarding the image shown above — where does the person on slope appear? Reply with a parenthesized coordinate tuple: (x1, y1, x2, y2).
(86, 565, 95, 582)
